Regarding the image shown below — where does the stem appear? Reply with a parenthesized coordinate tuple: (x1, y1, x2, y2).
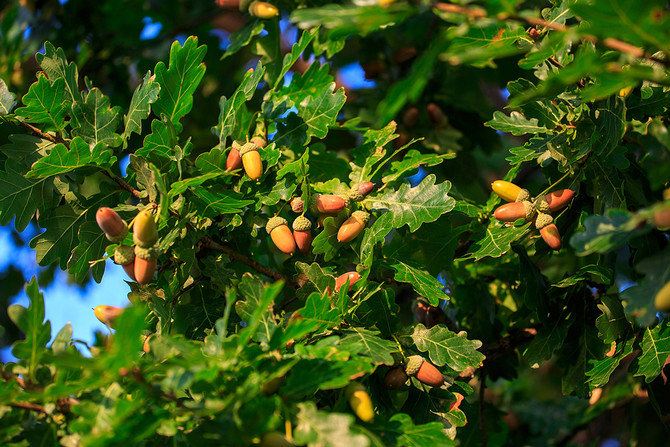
(537, 171, 572, 197)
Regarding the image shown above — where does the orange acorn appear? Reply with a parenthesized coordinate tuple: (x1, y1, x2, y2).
(313, 194, 347, 214)
(134, 245, 158, 285)
(536, 212, 561, 250)
(334, 271, 361, 292)
(226, 141, 243, 172)
(337, 211, 370, 243)
(405, 355, 444, 387)
(113, 245, 136, 281)
(654, 206, 670, 230)
(493, 201, 534, 222)
(96, 207, 128, 242)
(94, 305, 124, 327)
(385, 367, 408, 389)
(239, 142, 263, 180)
(292, 216, 312, 253)
(266, 216, 296, 255)
(133, 209, 158, 248)
(543, 189, 575, 212)
(142, 334, 152, 353)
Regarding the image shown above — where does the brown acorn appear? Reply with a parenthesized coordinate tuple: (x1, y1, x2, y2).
(239, 142, 263, 180)
(393, 46, 417, 64)
(266, 216, 296, 255)
(292, 216, 312, 253)
(134, 245, 159, 285)
(493, 201, 534, 222)
(426, 103, 447, 126)
(226, 141, 243, 172)
(385, 367, 408, 389)
(543, 189, 575, 212)
(539, 223, 561, 250)
(94, 305, 124, 327)
(313, 194, 347, 214)
(654, 206, 670, 230)
(334, 271, 361, 292)
(402, 106, 420, 128)
(114, 245, 136, 281)
(133, 209, 158, 248)
(349, 182, 375, 201)
(337, 211, 370, 243)
(405, 355, 444, 387)
(96, 207, 128, 242)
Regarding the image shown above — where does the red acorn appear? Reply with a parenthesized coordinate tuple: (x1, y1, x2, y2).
(334, 271, 361, 292)
(134, 246, 158, 285)
(402, 107, 420, 128)
(543, 189, 575, 212)
(654, 206, 670, 229)
(96, 207, 128, 242)
(493, 201, 534, 222)
(226, 141, 243, 172)
(405, 355, 444, 387)
(535, 212, 561, 250)
(292, 216, 312, 253)
(313, 194, 347, 214)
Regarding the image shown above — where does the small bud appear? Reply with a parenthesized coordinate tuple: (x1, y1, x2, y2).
(133, 209, 158, 248)
(346, 382, 374, 422)
(96, 207, 128, 242)
(337, 211, 370, 243)
(266, 216, 296, 255)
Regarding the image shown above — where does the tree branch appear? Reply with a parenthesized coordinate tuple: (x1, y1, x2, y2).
(9, 401, 47, 414)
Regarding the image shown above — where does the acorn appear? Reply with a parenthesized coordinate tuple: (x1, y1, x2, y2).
(114, 245, 136, 281)
(619, 86, 633, 97)
(543, 189, 575, 212)
(491, 180, 530, 203)
(266, 216, 296, 255)
(493, 201, 535, 222)
(402, 106, 420, 128)
(292, 216, 312, 253)
(349, 182, 375, 201)
(426, 103, 447, 127)
(226, 141, 243, 172)
(535, 212, 561, 250)
(653, 206, 670, 230)
(239, 142, 263, 180)
(334, 271, 361, 293)
(337, 211, 370, 243)
(405, 355, 444, 387)
(385, 367, 408, 389)
(345, 382, 374, 422)
(290, 197, 304, 213)
(313, 194, 347, 214)
(134, 245, 159, 285)
(96, 207, 128, 242)
(94, 305, 124, 327)
(249, 1, 279, 19)
(654, 281, 670, 312)
(142, 334, 152, 353)
(133, 209, 158, 248)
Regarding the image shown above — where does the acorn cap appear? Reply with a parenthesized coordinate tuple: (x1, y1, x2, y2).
(405, 355, 425, 376)
(516, 189, 531, 202)
(239, 141, 258, 156)
(352, 210, 370, 224)
(521, 201, 536, 220)
(535, 212, 554, 229)
(534, 197, 550, 213)
(114, 245, 135, 265)
(250, 135, 267, 148)
(231, 140, 242, 150)
(348, 189, 364, 202)
(292, 215, 312, 231)
(266, 216, 288, 234)
(135, 245, 160, 261)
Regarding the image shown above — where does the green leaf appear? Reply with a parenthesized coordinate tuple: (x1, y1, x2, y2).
(36, 41, 81, 104)
(485, 110, 552, 136)
(570, 209, 648, 255)
(338, 327, 396, 365)
(0, 78, 16, 114)
(51, 323, 73, 354)
(191, 186, 254, 217)
(274, 28, 316, 88)
(635, 323, 670, 382)
(284, 357, 374, 399)
(67, 220, 108, 283)
(122, 71, 160, 143)
(0, 159, 55, 231)
(384, 413, 455, 447)
(390, 260, 449, 306)
(523, 318, 570, 365)
(381, 150, 451, 185)
(27, 137, 117, 178)
(137, 118, 178, 162)
(311, 216, 342, 262)
(8, 278, 51, 377)
(365, 174, 455, 232)
(71, 87, 122, 147)
(235, 276, 281, 344)
(621, 248, 670, 327)
(212, 61, 265, 148)
(221, 20, 264, 60)
(586, 338, 633, 388)
(595, 295, 631, 345)
(468, 221, 531, 261)
(15, 74, 68, 131)
(281, 292, 341, 345)
(152, 36, 207, 130)
(294, 402, 370, 447)
(441, 24, 529, 67)
(411, 323, 484, 373)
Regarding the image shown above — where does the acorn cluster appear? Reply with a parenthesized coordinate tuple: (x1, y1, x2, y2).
(491, 180, 575, 250)
(264, 182, 375, 257)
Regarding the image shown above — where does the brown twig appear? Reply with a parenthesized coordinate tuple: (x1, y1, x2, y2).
(102, 170, 144, 200)
(201, 236, 296, 287)
(9, 401, 47, 414)
(15, 119, 65, 144)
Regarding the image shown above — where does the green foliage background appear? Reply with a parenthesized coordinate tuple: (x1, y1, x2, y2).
(1, 0, 670, 445)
